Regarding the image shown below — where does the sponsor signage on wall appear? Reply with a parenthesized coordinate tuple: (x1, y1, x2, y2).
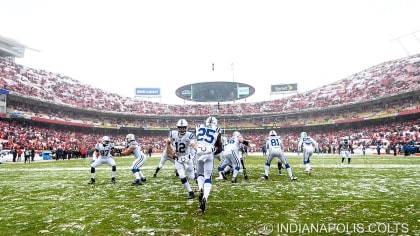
(270, 83, 298, 94)
(135, 88, 161, 97)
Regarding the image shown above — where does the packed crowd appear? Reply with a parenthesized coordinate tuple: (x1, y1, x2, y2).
(1, 52, 419, 158)
(1, 116, 418, 159)
(1, 53, 419, 117)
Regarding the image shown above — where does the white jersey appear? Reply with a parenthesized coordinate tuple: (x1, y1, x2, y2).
(298, 136, 318, 152)
(222, 136, 242, 156)
(94, 143, 115, 159)
(126, 140, 144, 159)
(339, 141, 351, 151)
(266, 135, 283, 150)
(127, 140, 147, 172)
(168, 130, 196, 157)
(195, 124, 222, 155)
(266, 135, 283, 156)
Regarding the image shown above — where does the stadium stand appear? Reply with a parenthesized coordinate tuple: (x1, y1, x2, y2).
(0, 53, 419, 157)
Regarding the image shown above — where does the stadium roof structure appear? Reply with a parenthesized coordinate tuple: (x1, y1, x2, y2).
(0, 34, 39, 59)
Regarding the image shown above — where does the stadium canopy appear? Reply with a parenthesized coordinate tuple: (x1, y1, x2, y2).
(0, 34, 33, 59)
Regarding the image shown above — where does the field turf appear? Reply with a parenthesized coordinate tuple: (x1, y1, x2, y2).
(0, 154, 419, 235)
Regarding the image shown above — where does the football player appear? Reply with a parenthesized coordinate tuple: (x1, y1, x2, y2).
(120, 134, 147, 185)
(152, 142, 178, 178)
(216, 131, 249, 182)
(88, 136, 117, 184)
(166, 119, 197, 200)
(195, 116, 223, 213)
(262, 130, 298, 181)
(297, 132, 319, 175)
(215, 135, 229, 180)
(339, 138, 352, 167)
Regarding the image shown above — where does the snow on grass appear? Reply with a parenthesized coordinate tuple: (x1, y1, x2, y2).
(0, 155, 419, 235)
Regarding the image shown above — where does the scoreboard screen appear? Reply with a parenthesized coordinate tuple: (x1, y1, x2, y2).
(176, 81, 255, 102)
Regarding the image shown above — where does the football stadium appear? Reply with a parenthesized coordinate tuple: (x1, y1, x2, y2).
(1, 34, 419, 235)
(1, 11, 420, 236)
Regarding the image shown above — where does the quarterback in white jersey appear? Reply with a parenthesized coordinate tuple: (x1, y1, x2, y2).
(195, 116, 223, 213)
(216, 131, 249, 182)
(152, 143, 177, 178)
(121, 134, 147, 185)
(339, 138, 352, 167)
(262, 130, 298, 181)
(88, 136, 116, 184)
(297, 132, 319, 175)
(166, 119, 197, 200)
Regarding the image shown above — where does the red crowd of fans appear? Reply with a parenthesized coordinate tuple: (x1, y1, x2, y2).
(1, 117, 418, 158)
(1, 53, 419, 117)
(0, 53, 419, 157)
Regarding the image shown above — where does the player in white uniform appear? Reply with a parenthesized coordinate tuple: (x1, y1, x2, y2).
(195, 116, 223, 213)
(215, 136, 230, 180)
(216, 131, 249, 182)
(339, 138, 352, 167)
(120, 134, 147, 185)
(238, 143, 249, 180)
(262, 130, 298, 181)
(166, 119, 197, 200)
(297, 132, 319, 175)
(152, 142, 177, 178)
(88, 136, 116, 184)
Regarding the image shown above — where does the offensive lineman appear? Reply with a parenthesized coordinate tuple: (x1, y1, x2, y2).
(88, 136, 116, 184)
(120, 134, 147, 185)
(216, 131, 249, 183)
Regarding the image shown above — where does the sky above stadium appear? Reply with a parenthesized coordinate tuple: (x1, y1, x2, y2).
(1, 0, 420, 105)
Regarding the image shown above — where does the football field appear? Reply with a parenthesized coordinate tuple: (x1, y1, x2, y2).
(0, 154, 419, 235)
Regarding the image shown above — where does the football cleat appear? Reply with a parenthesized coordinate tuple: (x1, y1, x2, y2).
(200, 197, 206, 213)
(215, 176, 224, 181)
(131, 180, 142, 186)
(111, 177, 116, 183)
(341, 163, 345, 167)
(348, 164, 351, 167)
(279, 170, 283, 175)
(261, 175, 268, 180)
(141, 177, 147, 182)
(232, 177, 237, 183)
(153, 173, 157, 178)
(290, 176, 298, 181)
(221, 172, 228, 180)
(188, 191, 195, 200)
(88, 178, 95, 184)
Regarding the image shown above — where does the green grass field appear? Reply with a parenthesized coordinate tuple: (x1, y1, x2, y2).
(0, 154, 419, 235)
